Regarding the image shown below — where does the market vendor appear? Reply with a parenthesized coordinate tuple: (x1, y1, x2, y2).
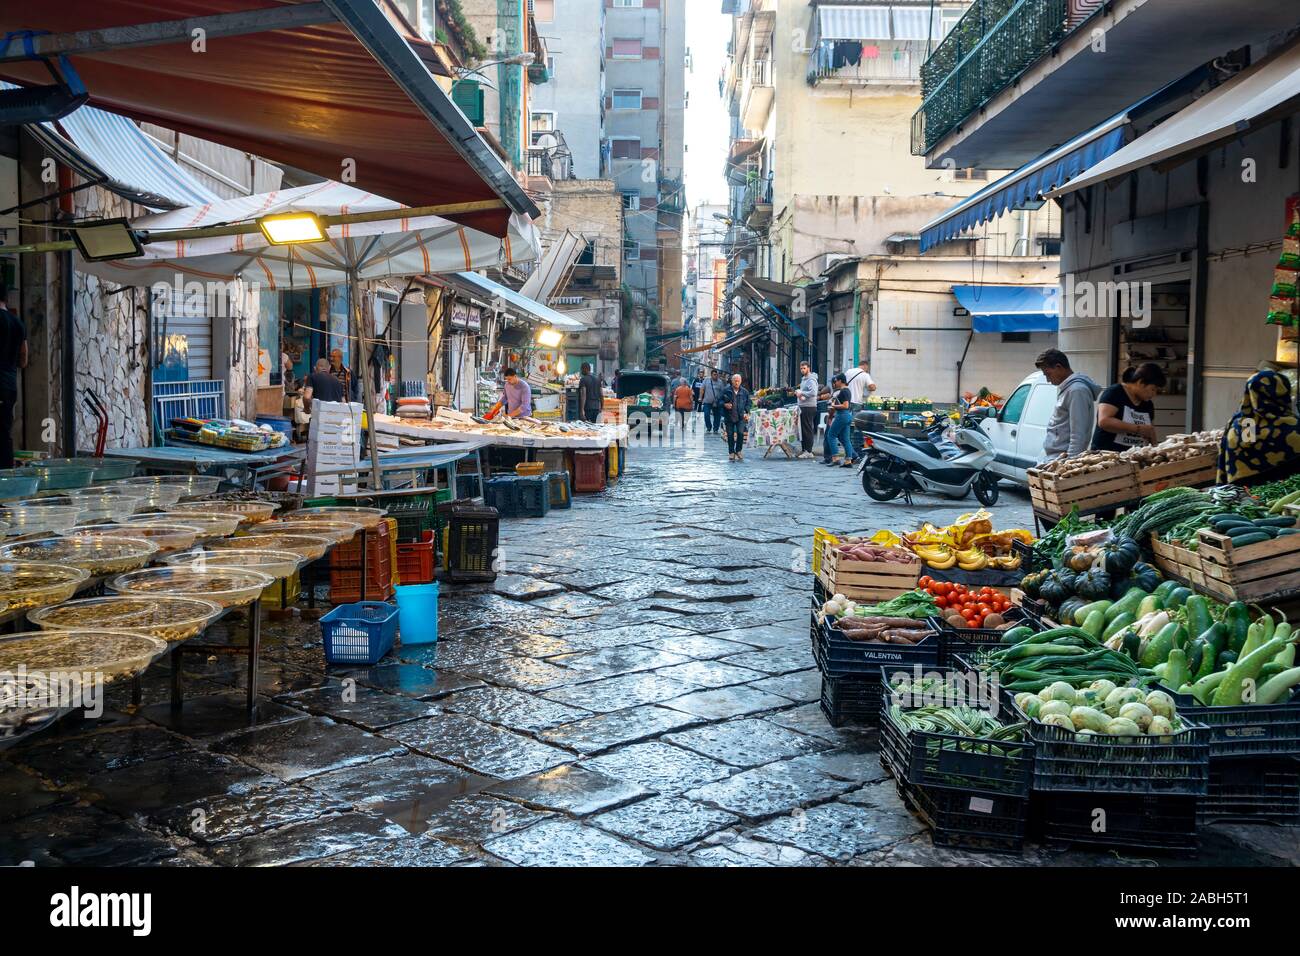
(1091, 363, 1165, 451)
(503, 368, 533, 418)
(1217, 369, 1300, 485)
(302, 358, 345, 411)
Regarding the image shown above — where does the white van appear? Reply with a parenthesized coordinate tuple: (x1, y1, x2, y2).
(979, 371, 1064, 486)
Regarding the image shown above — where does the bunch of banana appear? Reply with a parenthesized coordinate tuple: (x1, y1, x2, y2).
(912, 544, 956, 570)
(956, 548, 989, 571)
(992, 553, 1022, 571)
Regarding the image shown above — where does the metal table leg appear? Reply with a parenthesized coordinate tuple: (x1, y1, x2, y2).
(246, 599, 261, 717)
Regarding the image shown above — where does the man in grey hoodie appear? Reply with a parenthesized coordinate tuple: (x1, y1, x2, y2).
(796, 360, 819, 459)
(1037, 348, 1102, 460)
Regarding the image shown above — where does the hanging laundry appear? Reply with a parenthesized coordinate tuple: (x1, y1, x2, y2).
(832, 41, 863, 68)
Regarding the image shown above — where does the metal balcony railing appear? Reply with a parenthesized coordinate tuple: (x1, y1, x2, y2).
(806, 40, 924, 87)
(740, 177, 773, 224)
(911, 0, 1070, 155)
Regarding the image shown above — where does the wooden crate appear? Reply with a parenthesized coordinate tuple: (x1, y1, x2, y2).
(1149, 535, 1202, 578)
(1193, 529, 1300, 603)
(1027, 461, 1139, 518)
(818, 546, 921, 602)
(1135, 453, 1218, 495)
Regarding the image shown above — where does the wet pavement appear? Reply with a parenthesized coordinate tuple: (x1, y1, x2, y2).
(2, 424, 1295, 867)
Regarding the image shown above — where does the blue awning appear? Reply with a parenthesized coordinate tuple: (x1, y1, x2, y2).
(919, 113, 1130, 253)
(953, 286, 1059, 334)
(450, 272, 586, 331)
(3, 83, 220, 210)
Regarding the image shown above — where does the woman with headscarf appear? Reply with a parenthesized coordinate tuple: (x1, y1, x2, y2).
(1216, 370, 1300, 485)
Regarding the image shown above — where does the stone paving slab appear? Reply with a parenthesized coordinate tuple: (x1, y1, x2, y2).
(541, 672, 698, 713)
(664, 718, 825, 768)
(205, 812, 410, 866)
(484, 764, 652, 816)
(539, 705, 707, 755)
(590, 795, 739, 851)
(482, 818, 655, 867)
(386, 713, 575, 778)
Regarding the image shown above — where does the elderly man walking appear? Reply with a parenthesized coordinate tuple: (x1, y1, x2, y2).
(719, 372, 753, 462)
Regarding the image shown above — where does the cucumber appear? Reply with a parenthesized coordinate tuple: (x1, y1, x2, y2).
(1165, 586, 1193, 609)
(1073, 600, 1112, 626)
(998, 625, 1036, 646)
(1230, 531, 1274, 547)
(1253, 516, 1297, 528)
(1103, 612, 1136, 641)
(1105, 587, 1148, 623)
(1081, 609, 1107, 640)
(1212, 516, 1255, 530)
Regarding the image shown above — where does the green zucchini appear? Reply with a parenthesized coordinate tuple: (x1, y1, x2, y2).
(1153, 580, 1180, 601)
(1165, 586, 1193, 609)
(1121, 630, 1142, 661)
(1253, 516, 1297, 528)
(1102, 612, 1136, 641)
(1224, 602, 1251, 653)
(1105, 587, 1148, 623)
(1081, 609, 1107, 640)
(1258, 667, 1300, 705)
(1193, 623, 1226, 682)
(1214, 636, 1290, 705)
(1073, 600, 1112, 626)
(1140, 622, 1183, 668)
(1137, 594, 1165, 618)
(1184, 596, 1213, 644)
(1230, 531, 1273, 547)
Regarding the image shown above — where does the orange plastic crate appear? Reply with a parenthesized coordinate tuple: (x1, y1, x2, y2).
(396, 533, 436, 585)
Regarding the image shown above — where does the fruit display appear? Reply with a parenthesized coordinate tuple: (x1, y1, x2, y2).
(894, 511, 1033, 571)
(918, 579, 1015, 629)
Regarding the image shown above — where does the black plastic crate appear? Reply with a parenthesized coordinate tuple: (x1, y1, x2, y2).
(444, 505, 499, 583)
(904, 780, 1029, 855)
(928, 606, 1042, 669)
(515, 476, 551, 519)
(1009, 697, 1210, 796)
(1162, 684, 1300, 760)
(879, 667, 1035, 798)
(456, 475, 481, 500)
(815, 617, 939, 677)
(819, 673, 883, 728)
(1036, 792, 1198, 852)
(545, 471, 572, 510)
(1012, 539, 1052, 575)
(483, 477, 521, 518)
(1198, 757, 1300, 825)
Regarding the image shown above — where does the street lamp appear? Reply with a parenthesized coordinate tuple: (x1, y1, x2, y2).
(458, 52, 535, 77)
(257, 211, 327, 245)
(536, 327, 563, 348)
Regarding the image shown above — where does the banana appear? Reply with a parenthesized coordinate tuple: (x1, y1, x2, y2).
(926, 553, 958, 570)
(957, 553, 989, 571)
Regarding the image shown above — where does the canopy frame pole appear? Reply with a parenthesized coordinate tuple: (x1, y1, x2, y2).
(350, 271, 384, 492)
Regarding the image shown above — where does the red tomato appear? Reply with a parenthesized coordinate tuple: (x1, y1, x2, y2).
(933, 596, 947, 609)
(918, 576, 934, 589)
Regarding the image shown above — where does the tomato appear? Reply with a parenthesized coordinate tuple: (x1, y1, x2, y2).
(918, 576, 933, 589)
(933, 596, 947, 609)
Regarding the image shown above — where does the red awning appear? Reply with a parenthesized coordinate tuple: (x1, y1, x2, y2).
(0, 1, 537, 236)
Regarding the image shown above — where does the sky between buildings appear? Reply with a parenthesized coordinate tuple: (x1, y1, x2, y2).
(683, 2, 730, 210)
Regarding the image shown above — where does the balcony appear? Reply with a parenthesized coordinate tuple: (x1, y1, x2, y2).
(912, 0, 1300, 169)
(807, 39, 927, 87)
(739, 57, 774, 133)
(740, 177, 773, 230)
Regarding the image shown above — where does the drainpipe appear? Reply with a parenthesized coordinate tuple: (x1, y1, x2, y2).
(851, 287, 861, 366)
(62, 252, 75, 455)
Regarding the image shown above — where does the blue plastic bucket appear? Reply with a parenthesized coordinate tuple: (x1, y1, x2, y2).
(395, 582, 439, 644)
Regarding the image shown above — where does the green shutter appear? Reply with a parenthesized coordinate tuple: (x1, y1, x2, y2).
(451, 80, 485, 126)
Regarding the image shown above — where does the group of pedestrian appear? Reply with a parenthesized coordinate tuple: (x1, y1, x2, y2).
(795, 359, 877, 466)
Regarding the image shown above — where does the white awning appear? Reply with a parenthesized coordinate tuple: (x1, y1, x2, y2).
(450, 272, 587, 331)
(1048, 39, 1300, 198)
(815, 5, 891, 42)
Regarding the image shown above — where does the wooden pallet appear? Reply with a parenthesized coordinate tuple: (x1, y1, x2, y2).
(818, 547, 921, 602)
(1027, 462, 1139, 518)
(1193, 529, 1300, 603)
(1135, 453, 1218, 495)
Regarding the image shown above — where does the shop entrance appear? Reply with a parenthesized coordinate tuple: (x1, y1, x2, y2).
(1110, 268, 1194, 438)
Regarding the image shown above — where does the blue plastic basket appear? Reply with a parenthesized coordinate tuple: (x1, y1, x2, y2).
(516, 476, 551, 518)
(483, 476, 521, 517)
(320, 601, 399, 665)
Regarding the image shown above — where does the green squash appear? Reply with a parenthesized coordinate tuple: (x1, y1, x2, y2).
(1100, 536, 1141, 576)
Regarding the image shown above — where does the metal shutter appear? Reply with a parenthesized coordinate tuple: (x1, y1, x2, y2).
(154, 299, 213, 381)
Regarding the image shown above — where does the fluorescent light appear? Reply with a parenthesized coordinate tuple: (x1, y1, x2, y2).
(258, 211, 327, 245)
(536, 327, 563, 348)
(69, 219, 143, 261)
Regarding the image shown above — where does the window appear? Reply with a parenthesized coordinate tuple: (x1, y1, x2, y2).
(1025, 384, 1059, 428)
(1039, 238, 1062, 256)
(530, 111, 555, 134)
(611, 38, 642, 59)
(547, 55, 556, 75)
(624, 238, 640, 261)
(612, 0, 643, 7)
(610, 137, 641, 160)
(1001, 331, 1031, 344)
(621, 191, 641, 210)
(532, 0, 554, 22)
(611, 88, 642, 110)
(940, 6, 966, 37)
(999, 384, 1031, 424)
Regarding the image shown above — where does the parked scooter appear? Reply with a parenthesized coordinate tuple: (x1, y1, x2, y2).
(854, 406, 1001, 506)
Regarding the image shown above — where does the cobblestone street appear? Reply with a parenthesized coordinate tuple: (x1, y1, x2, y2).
(2, 427, 1295, 867)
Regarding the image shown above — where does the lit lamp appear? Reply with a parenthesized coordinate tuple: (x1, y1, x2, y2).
(536, 327, 564, 348)
(258, 211, 327, 245)
(70, 218, 144, 261)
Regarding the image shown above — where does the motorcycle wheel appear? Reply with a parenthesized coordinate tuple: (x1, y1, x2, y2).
(973, 472, 1001, 507)
(862, 463, 903, 502)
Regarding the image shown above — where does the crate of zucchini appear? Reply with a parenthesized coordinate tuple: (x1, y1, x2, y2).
(878, 668, 1032, 853)
(1194, 517, 1300, 603)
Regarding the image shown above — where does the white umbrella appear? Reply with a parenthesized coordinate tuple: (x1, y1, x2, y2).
(73, 181, 540, 288)
(73, 181, 541, 489)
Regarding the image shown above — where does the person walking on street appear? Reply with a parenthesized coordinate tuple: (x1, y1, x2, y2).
(699, 369, 724, 434)
(842, 360, 876, 464)
(823, 373, 853, 466)
(1037, 348, 1101, 460)
(720, 373, 752, 462)
(672, 378, 694, 431)
(691, 370, 705, 427)
(0, 284, 27, 470)
(578, 363, 603, 424)
(796, 360, 819, 460)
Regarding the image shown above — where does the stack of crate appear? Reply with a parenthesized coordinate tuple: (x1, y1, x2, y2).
(305, 401, 363, 496)
(329, 518, 394, 603)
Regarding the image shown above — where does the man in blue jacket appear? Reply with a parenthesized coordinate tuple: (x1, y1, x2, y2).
(698, 369, 724, 435)
(719, 372, 753, 462)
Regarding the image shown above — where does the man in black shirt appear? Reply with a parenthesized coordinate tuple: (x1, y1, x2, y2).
(0, 285, 27, 469)
(578, 363, 603, 423)
(303, 358, 345, 411)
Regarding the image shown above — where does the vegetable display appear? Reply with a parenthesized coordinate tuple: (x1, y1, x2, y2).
(1012, 683, 1186, 738)
(821, 589, 938, 621)
(1034, 450, 1127, 478)
(976, 625, 1149, 692)
(918, 579, 1014, 629)
(1119, 431, 1222, 467)
(889, 704, 1025, 743)
(830, 538, 919, 564)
